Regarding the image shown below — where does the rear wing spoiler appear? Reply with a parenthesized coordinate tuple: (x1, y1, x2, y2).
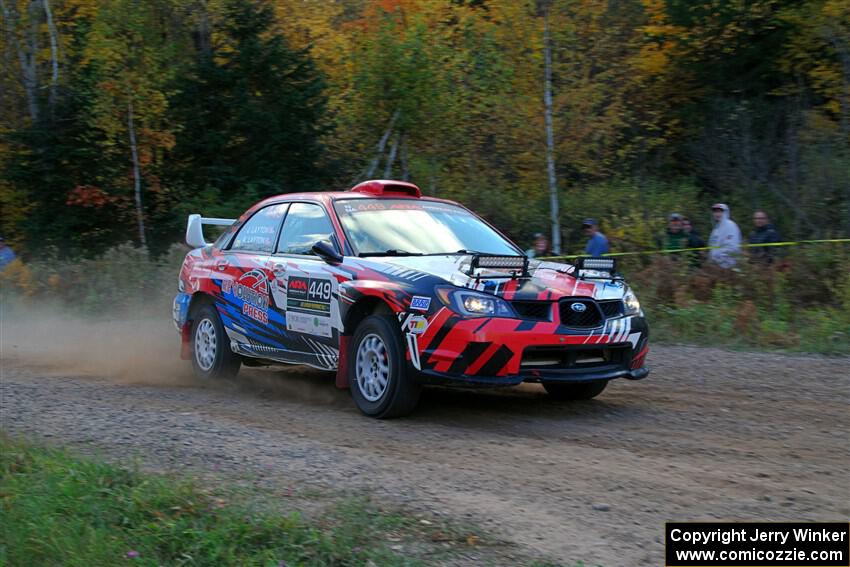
(186, 214, 236, 248)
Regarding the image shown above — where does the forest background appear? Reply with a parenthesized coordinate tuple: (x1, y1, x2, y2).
(1, 0, 848, 352)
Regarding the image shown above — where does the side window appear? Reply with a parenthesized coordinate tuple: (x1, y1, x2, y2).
(276, 203, 335, 255)
(230, 204, 289, 253)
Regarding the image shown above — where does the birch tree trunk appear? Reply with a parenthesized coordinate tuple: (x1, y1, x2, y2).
(196, 0, 212, 55)
(364, 109, 400, 179)
(25, 0, 40, 119)
(127, 95, 147, 247)
(383, 133, 399, 178)
(42, 0, 59, 110)
(543, 11, 561, 254)
(400, 136, 409, 181)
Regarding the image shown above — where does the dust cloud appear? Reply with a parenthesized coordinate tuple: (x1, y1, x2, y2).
(0, 298, 346, 405)
(1, 299, 193, 385)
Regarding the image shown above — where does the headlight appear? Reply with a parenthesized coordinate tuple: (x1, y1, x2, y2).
(623, 288, 641, 316)
(436, 287, 516, 317)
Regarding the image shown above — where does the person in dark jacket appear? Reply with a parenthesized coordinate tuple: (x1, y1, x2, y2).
(663, 213, 689, 251)
(681, 216, 705, 248)
(748, 210, 781, 263)
(661, 213, 704, 262)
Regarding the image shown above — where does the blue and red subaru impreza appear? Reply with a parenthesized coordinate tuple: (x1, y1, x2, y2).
(173, 180, 649, 417)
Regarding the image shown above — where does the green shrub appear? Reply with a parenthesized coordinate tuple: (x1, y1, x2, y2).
(625, 246, 850, 354)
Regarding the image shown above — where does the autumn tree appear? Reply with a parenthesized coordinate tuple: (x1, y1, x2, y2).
(165, 0, 329, 216)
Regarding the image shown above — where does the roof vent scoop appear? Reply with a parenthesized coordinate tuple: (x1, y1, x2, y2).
(350, 179, 422, 198)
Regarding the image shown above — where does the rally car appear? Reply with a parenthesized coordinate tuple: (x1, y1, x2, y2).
(173, 179, 649, 418)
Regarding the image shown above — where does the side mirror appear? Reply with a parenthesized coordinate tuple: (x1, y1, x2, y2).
(312, 240, 343, 264)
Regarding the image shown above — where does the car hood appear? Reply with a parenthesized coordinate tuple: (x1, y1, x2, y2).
(356, 255, 627, 301)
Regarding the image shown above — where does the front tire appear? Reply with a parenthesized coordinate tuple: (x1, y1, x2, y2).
(349, 314, 421, 418)
(190, 303, 241, 380)
(543, 380, 607, 400)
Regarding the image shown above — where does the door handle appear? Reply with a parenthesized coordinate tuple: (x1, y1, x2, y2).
(215, 260, 229, 271)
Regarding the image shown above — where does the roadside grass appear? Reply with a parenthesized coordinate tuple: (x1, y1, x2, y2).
(0, 436, 513, 566)
(624, 253, 850, 356)
(647, 303, 850, 355)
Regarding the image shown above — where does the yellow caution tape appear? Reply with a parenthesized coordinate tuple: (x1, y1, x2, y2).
(537, 238, 850, 261)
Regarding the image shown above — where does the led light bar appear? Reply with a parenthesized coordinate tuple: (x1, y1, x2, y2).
(576, 256, 616, 273)
(474, 255, 526, 269)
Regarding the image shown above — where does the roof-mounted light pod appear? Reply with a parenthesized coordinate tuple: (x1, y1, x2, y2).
(350, 179, 422, 198)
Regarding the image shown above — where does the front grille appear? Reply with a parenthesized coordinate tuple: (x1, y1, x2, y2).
(558, 299, 603, 328)
(511, 300, 553, 321)
(598, 299, 624, 318)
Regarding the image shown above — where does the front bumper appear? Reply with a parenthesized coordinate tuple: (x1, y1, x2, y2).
(408, 308, 649, 387)
(417, 365, 649, 387)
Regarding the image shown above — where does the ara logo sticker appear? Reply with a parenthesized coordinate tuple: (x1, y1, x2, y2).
(406, 315, 428, 335)
(410, 296, 431, 311)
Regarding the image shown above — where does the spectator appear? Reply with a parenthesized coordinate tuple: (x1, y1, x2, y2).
(663, 213, 700, 251)
(681, 216, 705, 248)
(748, 210, 781, 263)
(582, 218, 609, 257)
(525, 232, 551, 259)
(680, 215, 706, 267)
(0, 236, 15, 270)
(708, 203, 742, 268)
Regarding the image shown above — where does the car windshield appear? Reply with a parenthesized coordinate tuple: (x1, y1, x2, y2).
(334, 199, 520, 256)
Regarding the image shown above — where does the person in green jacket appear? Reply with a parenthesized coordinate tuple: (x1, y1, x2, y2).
(661, 213, 704, 265)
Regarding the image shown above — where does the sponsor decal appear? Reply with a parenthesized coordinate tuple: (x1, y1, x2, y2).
(287, 311, 332, 338)
(406, 334, 421, 370)
(222, 269, 270, 324)
(410, 296, 431, 311)
(406, 315, 428, 335)
(286, 276, 333, 337)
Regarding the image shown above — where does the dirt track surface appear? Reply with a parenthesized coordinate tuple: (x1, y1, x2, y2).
(2, 346, 849, 566)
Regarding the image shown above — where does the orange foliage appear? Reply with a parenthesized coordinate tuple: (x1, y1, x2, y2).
(66, 185, 120, 208)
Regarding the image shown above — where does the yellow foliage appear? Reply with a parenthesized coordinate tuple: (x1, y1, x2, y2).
(0, 260, 36, 296)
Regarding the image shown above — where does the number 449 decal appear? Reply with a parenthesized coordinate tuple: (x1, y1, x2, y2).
(308, 279, 332, 301)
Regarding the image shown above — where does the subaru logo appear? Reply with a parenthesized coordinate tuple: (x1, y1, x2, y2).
(570, 302, 587, 313)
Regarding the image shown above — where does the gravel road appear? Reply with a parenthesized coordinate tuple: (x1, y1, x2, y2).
(2, 345, 848, 566)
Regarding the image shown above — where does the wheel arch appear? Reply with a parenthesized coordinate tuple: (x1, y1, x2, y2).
(337, 296, 397, 389)
(342, 296, 395, 335)
(188, 291, 215, 316)
(179, 292, 217, 360)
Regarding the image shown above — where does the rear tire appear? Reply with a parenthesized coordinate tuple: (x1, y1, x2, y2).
(543, 380, 607, 400)
(190, 303, 241, 380)
(349, 314, 421, 418)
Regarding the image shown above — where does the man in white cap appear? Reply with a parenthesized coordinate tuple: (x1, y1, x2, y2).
(708, 204, 741, 268)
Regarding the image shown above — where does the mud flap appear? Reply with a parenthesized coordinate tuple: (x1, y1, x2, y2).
(335, 335, 350, 388)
